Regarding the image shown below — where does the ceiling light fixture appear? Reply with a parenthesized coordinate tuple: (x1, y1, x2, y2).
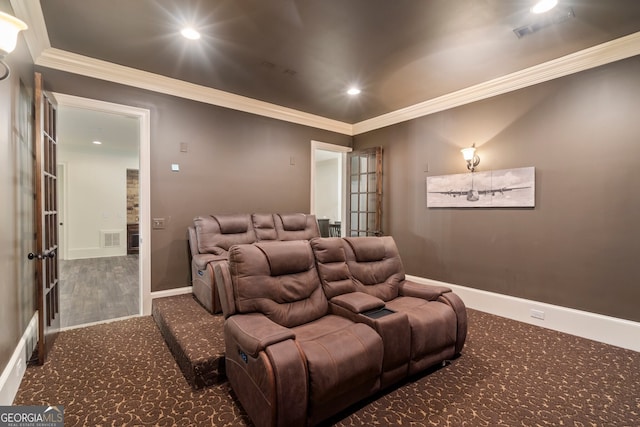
(0, 10, 28, 81)
(92, 140, 102, 145)
(461, 144, 480, 172)
(181, 27, 201, 40)
(347, 87, 361, 96)
(530, 0, 558, 14)
(515, 4, 574, 38)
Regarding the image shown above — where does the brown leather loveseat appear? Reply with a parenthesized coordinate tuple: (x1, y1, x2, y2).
(312, 236, 467, 386)
(216, 236, 467, 427)
(188, 213, 320, 313)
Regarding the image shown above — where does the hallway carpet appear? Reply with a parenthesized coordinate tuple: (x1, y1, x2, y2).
(14, 308, 639, 426)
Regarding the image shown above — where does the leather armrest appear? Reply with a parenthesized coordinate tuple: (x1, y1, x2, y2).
(225, 313, 295, 358)
(400, 280, 451, 301)
(438, 292, 468, 354)
(187, 226, 199, 257)
(331, 292, 385, 313)
(193, 253, 227, 270)
(214, 263, 235, 318)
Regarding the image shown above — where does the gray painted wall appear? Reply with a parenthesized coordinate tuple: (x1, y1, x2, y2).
(0, 0, 35, 375)
(353, 56, 640, 322)
(35, 68, 352, 291)
(2, 5, 638, 379)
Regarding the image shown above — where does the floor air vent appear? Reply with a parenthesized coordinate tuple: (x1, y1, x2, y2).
(101, 230, 122, 248)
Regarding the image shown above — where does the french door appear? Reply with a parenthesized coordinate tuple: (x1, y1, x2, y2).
(347, 147, 383, 236)
(31, 72, 60, 364)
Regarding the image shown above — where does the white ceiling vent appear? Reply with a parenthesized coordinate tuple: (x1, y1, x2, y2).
(514, 7, 575, 38)
(101, 230, 122, 248)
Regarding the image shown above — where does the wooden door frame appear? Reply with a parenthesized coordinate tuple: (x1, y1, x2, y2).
(53, 93, 152, 316)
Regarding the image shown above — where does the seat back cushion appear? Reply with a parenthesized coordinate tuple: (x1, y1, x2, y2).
(229, 240, 328, 328)
(275, 213, 321, 241)
(252, 213, 278, 241)
(343, 236, 405, 302)
(194, 214, 257, 255)
(310, 237, 356, 299)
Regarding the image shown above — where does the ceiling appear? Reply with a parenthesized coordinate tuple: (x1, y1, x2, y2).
(33, 0, 640, 124)
(57, 106, 139, 155)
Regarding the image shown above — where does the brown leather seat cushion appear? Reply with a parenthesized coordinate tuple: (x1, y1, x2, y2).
(293, 315, 383, 404)
(386, 296, 457, 359)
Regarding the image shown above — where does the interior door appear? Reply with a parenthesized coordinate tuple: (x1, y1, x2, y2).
(31, 72, 60, 364)
(347, 147, 383, 236)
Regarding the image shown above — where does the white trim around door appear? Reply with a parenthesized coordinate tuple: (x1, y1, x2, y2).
(53, 93, 152, 316)
(310, 141, 352, 236)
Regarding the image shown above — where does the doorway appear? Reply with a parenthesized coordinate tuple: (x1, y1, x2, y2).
(54, 93, 151, 328)
(310, 141, 352, 237)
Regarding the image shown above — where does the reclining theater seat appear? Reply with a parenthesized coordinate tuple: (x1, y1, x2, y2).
(274, 213, 320, 240)
(343, 236, 467, 373)
(252, 213, 278, 241)
(310, 237, 411, 388)
(312, 236, 467, 378)
(189, 213, 321, 313)
(190, 214, 256, 313)
(217, 240, 383, 427)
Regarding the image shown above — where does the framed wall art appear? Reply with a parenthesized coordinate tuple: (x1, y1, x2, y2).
(426, 167, 535, 208)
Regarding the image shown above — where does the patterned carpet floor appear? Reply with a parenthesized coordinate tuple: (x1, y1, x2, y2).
(14, 308, 639, 426)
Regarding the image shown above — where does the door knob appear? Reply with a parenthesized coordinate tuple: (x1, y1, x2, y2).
(27, 251, 55, 260)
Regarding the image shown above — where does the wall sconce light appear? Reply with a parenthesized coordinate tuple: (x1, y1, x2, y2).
(461, 144, 480, 172)
(0, 10, 28, 81)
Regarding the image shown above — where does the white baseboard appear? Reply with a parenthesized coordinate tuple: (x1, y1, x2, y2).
(67, 247, 128, 260)
(151, 286, 193, 300)
(0, 312, 38, 405)
(407, 275, 640, 353)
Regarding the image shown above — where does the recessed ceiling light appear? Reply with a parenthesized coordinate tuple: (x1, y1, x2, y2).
(181, 27, 201, 40)
(92, 140, 102, 145)
(347, 87, 361, 96)
(530, 0, 558, 14)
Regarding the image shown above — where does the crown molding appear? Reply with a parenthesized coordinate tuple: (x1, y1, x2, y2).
(13, 0, 640, 137)
(9, 0, 50, 61)
(353, 31, 640, 135)
(36, 48, 354, 135)
(9, 0, 352, 135)
(12, 1, 353, 135)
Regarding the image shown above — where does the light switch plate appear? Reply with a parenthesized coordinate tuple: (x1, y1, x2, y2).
(152, 218, 165, 229)
(171, 163, 180, 171)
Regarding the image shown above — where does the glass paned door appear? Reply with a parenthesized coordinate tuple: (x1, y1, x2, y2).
(33, 72, 60, 364)
(346, 147, 382, 236)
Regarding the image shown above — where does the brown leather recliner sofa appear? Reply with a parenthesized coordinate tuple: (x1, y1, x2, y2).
(188, 213, 320, 313)
(312, 236, 467, 387)
(216, 236, 467, 427)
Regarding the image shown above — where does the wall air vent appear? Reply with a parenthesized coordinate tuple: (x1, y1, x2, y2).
(514, 7, 575, 38)
(101, 230, 122, 248)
